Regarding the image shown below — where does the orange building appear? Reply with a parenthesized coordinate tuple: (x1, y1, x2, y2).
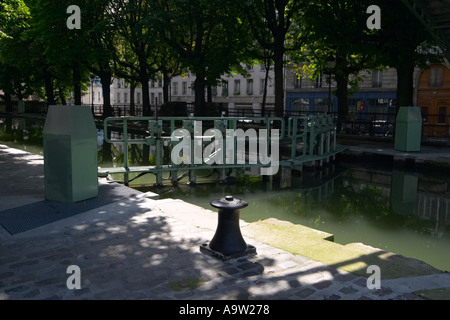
(417, 63, 450, 137)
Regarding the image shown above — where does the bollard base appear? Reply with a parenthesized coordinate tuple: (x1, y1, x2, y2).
(200, 243, 257, 261)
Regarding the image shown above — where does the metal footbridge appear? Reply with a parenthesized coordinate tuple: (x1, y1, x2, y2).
(98, 114, 347, 186)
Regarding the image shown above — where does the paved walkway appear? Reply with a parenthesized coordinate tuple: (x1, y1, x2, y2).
(1, 144, 450, 301)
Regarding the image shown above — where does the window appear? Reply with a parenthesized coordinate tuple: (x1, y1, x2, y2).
(315, 73, 323, 88)
(294, 76, 302, 89)
(292, 98, 309, 113)
(430, 67, 443, 87)
(191, 82, 195, 96)
(246, 79, 253, 95)
(136, 92, 141, 104)
(173, 82, 178, 96)
(222, 81, 228, 96)
(124, 92, 128, 104)
(98, 92, 101, 102)
(117, 92, 121, 103)
(421, 106, 429, 123)
(182, 82, 188, 95)
(234, 79, 240, 95)
(438, 106, 447, 124)
(372, 70, 383, 88)
(260, 79, 265, 95)
(314, 98, 327, 113)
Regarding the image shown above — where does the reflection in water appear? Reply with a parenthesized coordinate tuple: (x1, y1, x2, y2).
(391, 173, 418, 216)
(1, 116, 449, 271)
(0, 117, 44, 154)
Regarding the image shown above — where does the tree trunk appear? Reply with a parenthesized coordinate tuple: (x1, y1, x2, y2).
(163, 72, 171, 104)
(335, 73, 349, 133)
(43, 67, 55, 106)
(207, 84, 212, 104)
(129, 80, 136, 116)
(141, 79, 151, 116)
(140, 65, 151, 164)
(261, 60, 271, 117)
(73, 63, 82, 105)
(137, 52, 152, 117)
(273, 50, 284, 118)
(194, 72, 206, 116)
(58, 88, 67, 105)
(139, 66, 151, 117)
(100, 71, 113, 118)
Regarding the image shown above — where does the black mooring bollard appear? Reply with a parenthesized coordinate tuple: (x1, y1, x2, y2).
(200, 195, 256, 261)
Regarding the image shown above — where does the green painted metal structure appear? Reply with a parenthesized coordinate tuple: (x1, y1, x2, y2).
(394, 107, 423, 152)
(44, 105, 98, 202)
(99, 115, 347, 186)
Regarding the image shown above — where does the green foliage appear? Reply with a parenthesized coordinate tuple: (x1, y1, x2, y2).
(292, 1, 380, 83)
(0, 0, 30, 39)
(0, 0, 445, 113)
(155, 0, 253, 94)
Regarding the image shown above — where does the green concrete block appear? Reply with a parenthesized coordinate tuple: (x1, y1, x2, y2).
(394, 107, 422, 152)
(43, 105, 98, 202)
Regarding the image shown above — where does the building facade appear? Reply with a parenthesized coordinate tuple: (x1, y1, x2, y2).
(85, 61, 450, 137)
(107, 66, 406, 119)
(416, 63, 450, 136)
(81, 78, 103, 107)
(107, 64, 275, 117)
(285, 66, 402, 119)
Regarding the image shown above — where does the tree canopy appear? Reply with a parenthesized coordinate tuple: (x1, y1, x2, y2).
(0, 0, 444, 117)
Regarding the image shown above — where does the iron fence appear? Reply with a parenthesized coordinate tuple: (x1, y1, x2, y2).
(4, 101, 449, 140)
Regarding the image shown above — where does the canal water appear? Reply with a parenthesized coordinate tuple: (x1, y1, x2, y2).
(1, 115, 449, 272)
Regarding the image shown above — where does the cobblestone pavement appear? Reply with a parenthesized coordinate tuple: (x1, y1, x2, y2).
(2, 194, 450, 301)
(1, 144, 450, 301)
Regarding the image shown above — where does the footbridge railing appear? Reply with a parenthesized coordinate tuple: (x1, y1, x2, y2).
(286, 114, 346, 168)
(99, 114, 346, 186)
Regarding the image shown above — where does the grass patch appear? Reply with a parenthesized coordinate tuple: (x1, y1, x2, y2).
(243, 218, 443, 279)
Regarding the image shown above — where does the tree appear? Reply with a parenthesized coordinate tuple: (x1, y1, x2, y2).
(0, 0, 32, 111)
(25, 0, 91, 106)
(242, 0, 302, 118)
(156, 0, 251, 116)
(83, 0, 117, 117)
(241, 2, 275, 117)
(0, 0, 29, 40)
(295, 0, 441, 127)
(109, 0, 160, 116)
(293, 0, 382, 130)
(155, 41, 185, 105)
(374, 0, 441, 109)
